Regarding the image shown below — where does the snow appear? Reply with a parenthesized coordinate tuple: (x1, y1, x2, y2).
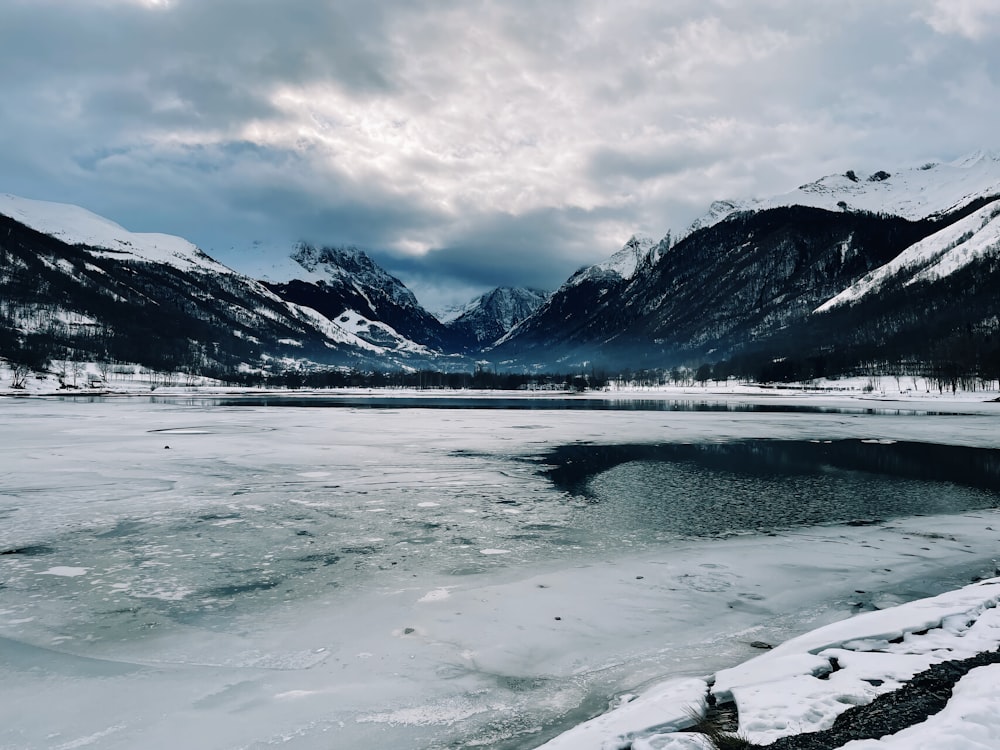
(841, 665, 1000, 749)
(332, 309, 435, 354)
(567, 235, 657, 287)
(0, 193, 228, 274)
(684, 150, 1000, 235)
(536, 678, 709, 750)
(2, 393, 1000, 749)
(543, 578, 1000, 750)
(439, 296, 483, 324)
(252, 251, 329, 285)
(711, 581, 1000, 741)
(281, 302, 388, 353)
(50, 310, 100, 327)
(816, 199, 1000, 311)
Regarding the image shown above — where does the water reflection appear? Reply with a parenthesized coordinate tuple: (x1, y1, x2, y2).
(53, 393, 964, 415)
(545, 440, 1000, 537)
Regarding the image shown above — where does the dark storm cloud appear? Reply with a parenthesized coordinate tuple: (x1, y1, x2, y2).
(227, 180, 449, 254)
(0, 0, 398, 92)
(1, 0, 1000, 312)
(382, 207, 612, 290)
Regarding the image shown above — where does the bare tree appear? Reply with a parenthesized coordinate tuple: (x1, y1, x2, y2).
(10, 363, 29, 389)
(54, 359, 69, 386)
(70, 360, 85, 387)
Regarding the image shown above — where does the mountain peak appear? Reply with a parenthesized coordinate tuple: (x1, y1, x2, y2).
(0, 193, 221, 273)
(256, 241, 455, 352)
(443, 286, 550, 347)
(567, 234, 657, 288)
(286, 242, 421, 310)
(949, 149, 1000, 168)
(683, 149, 1000, 236)
(291, 242, 381, 280)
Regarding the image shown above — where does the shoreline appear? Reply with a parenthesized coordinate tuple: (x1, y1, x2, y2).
(536, 575, 1000, 749)
(2, 370, 999, 403)
(761, 647, 1000, 749)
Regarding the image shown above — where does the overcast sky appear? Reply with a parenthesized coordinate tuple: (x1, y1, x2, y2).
(2, 0, 999, 311)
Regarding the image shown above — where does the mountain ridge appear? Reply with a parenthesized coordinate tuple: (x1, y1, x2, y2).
(492, 150, 1000, 376)
(3, 150, 999, 383)
(260, 242, 455, 353)
(443, 287, 550, 349)
(679, 151, 1000, 239)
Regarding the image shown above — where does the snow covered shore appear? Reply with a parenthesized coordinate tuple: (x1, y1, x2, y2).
(538, 577, 1000, 749)
(1, 355, 998, 406)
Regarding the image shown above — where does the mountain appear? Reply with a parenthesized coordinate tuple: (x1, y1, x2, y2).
(442, 287, 549, 349)
(0, 193, 231, 276)
(4, 151, 999, 384)
(259, 243, 457, 354)
(489, 236, 664, 364)
(0, 195, 465, 377)
(493, 154, 1000, 377)
(815, 200, 1000, 313)
(682, 151, 1000, 236)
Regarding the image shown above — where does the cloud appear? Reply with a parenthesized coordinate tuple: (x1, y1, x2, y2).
(918, 0, 1000, 39)
(1, 0, 999, 308)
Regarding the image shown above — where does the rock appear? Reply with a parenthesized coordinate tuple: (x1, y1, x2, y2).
(762, 649, 1000, 749)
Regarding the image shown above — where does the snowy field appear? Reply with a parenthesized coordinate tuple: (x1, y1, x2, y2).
(2, 392, 1000, 749)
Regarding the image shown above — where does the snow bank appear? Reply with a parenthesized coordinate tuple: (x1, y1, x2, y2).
(543, 578, 1000, 749)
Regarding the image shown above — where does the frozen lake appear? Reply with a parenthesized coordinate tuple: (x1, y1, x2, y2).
(2, 393, 1000, 749)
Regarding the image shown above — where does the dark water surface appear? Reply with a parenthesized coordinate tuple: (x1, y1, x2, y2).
(207, 396, 935, 413)
(54, 393, 972, 415)
(209, 396, 971, 415)
(544, 440, 1000, 538)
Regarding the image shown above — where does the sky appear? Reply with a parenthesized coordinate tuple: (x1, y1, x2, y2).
(2, 0, 1000, 313)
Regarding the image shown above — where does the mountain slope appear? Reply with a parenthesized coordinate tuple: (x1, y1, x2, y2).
(0, 197, 464, 375)
(684, 151, 1000, 237)
(494, 154, 1000, 374)
(816, 200, 1000, 312)
(261, 243, 455, 352)
(443, 287, 549, 349)
(492, 209, 938, 367)
(489, 236, 663, 360)
(727, 240, 1000, 385)
(0, 193, 233, 275)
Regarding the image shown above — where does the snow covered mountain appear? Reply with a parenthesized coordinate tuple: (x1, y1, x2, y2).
(488, 236, 667, 359)
(4, 149, 999, 381)
(683, 151, 1000, 236)
(0, 196, 467, 375)
(0, 193, 230, 276)
(495, 153, 1000, 376)
(815, 200, 1000, 313)
(260, 243, 456, 354)
(564, 235, 660, 288)
(443, 287, 549, 349)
